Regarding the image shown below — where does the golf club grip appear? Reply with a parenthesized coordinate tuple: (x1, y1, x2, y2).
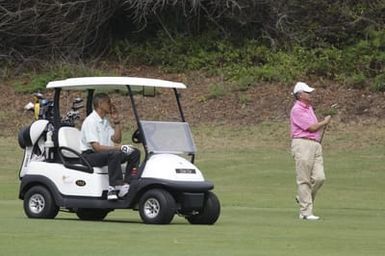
(320, 125, 328, 144)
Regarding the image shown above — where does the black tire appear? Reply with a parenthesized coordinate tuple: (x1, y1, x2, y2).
(186, 192, 220, 225)
(76, 208, 109, 221)
(23, 185, 59, 219)
(139, 189, 176, 224)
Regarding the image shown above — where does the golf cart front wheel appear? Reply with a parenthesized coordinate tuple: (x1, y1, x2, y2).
(186, 192, 220, 225)
(23, 185, 59, 219)
(139, 189, 176, 224)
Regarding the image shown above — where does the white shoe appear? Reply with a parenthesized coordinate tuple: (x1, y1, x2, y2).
(107, 186, 118, 200)
(116, 184, 130, 197)
(299, 214, 320, 220)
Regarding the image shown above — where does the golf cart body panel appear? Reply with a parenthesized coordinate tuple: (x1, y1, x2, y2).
(19, 174, 212, 211)
(21, 162, 108, 197)
(142, 154, 204, 181)
(18, 76, 220, 224)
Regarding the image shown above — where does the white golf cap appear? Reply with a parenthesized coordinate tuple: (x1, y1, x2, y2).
(293, 82, 314, 94)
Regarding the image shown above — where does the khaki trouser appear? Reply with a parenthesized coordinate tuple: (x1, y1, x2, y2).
(291, 139, 326, 216)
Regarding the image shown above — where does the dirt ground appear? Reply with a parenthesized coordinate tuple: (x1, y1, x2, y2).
(1, 66, 385, 136)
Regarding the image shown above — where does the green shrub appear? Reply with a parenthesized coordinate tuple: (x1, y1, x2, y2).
(232, 75, 256, 91)
(373, 74, 385, 92)
(12, 63, 107, 93)
(338, 73, 368, 89)
(207, 83, 227, 99)
(13, 72, 57, 93)
(238, 94, 251, 105)
(110, 29, 385, 91)
(304, 47, 343, 78)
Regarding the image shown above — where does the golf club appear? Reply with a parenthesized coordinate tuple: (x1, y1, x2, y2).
(319, 103, 338, 144)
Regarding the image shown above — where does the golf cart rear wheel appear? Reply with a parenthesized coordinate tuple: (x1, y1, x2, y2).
(76, 208, 109, 221)
(23, 185, 59, 219)
(139, 189, 176, 224)
(186, 192, 220, 225)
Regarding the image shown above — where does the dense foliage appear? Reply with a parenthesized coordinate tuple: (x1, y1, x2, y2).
(1, 0, 384, 89)
(113, 29, 385, 90)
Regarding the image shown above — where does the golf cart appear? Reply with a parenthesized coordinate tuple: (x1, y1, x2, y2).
(18, 77, 220, 224)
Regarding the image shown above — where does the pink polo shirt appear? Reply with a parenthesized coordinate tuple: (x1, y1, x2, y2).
(290, 100, 321, 141)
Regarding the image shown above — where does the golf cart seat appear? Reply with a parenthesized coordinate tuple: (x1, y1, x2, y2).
(58, 127, 93, 173)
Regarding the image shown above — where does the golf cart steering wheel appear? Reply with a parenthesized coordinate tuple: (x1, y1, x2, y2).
(132, 129, 143, 144)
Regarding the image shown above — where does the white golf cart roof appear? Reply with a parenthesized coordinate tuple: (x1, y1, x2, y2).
(46, 76, 187, 90)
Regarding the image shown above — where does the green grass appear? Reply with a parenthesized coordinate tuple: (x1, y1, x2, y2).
(1, 123, 385, 255)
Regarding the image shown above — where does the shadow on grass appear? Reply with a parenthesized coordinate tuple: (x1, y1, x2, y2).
(55, 216, 190, 225)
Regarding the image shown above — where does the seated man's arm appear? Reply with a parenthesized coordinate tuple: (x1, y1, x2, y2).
(91, 141, 121, 153)
(110, 104, 122, 144)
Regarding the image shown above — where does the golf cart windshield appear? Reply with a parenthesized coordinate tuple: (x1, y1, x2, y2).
(140, 121, 196, 155)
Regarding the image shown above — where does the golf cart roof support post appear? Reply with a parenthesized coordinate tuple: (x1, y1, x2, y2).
(86, 89, 95, 116)
(173, 88, 196, 163)
(174, 88, 185, 122)
(126, 85, 149, 160)
(53, 88, 61, 146)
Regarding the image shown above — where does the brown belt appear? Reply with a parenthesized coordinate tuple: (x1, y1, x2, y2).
(293, 137, 320, 143)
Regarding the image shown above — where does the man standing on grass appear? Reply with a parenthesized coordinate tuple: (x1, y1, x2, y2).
(290, 82, 331, 220)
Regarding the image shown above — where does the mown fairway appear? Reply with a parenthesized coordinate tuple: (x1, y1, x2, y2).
(1, 123, 385, 256)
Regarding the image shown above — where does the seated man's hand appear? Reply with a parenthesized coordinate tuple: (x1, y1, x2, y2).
(110, 104, 122, 124)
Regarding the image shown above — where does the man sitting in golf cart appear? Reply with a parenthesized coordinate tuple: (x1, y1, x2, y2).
(80, 93, 140, 200)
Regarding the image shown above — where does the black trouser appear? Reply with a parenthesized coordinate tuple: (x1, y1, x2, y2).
(124, 148, 141, 182)
(81, 149, 140, 186)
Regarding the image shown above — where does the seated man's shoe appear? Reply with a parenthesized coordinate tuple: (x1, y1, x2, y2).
(107, 187, 118, 200)
(117, 184, 130, 197)
(299, 214, 320, 220)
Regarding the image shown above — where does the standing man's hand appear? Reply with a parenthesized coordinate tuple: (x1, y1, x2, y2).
(308, 115, 331, 132)
(323, 115, 331, 125)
